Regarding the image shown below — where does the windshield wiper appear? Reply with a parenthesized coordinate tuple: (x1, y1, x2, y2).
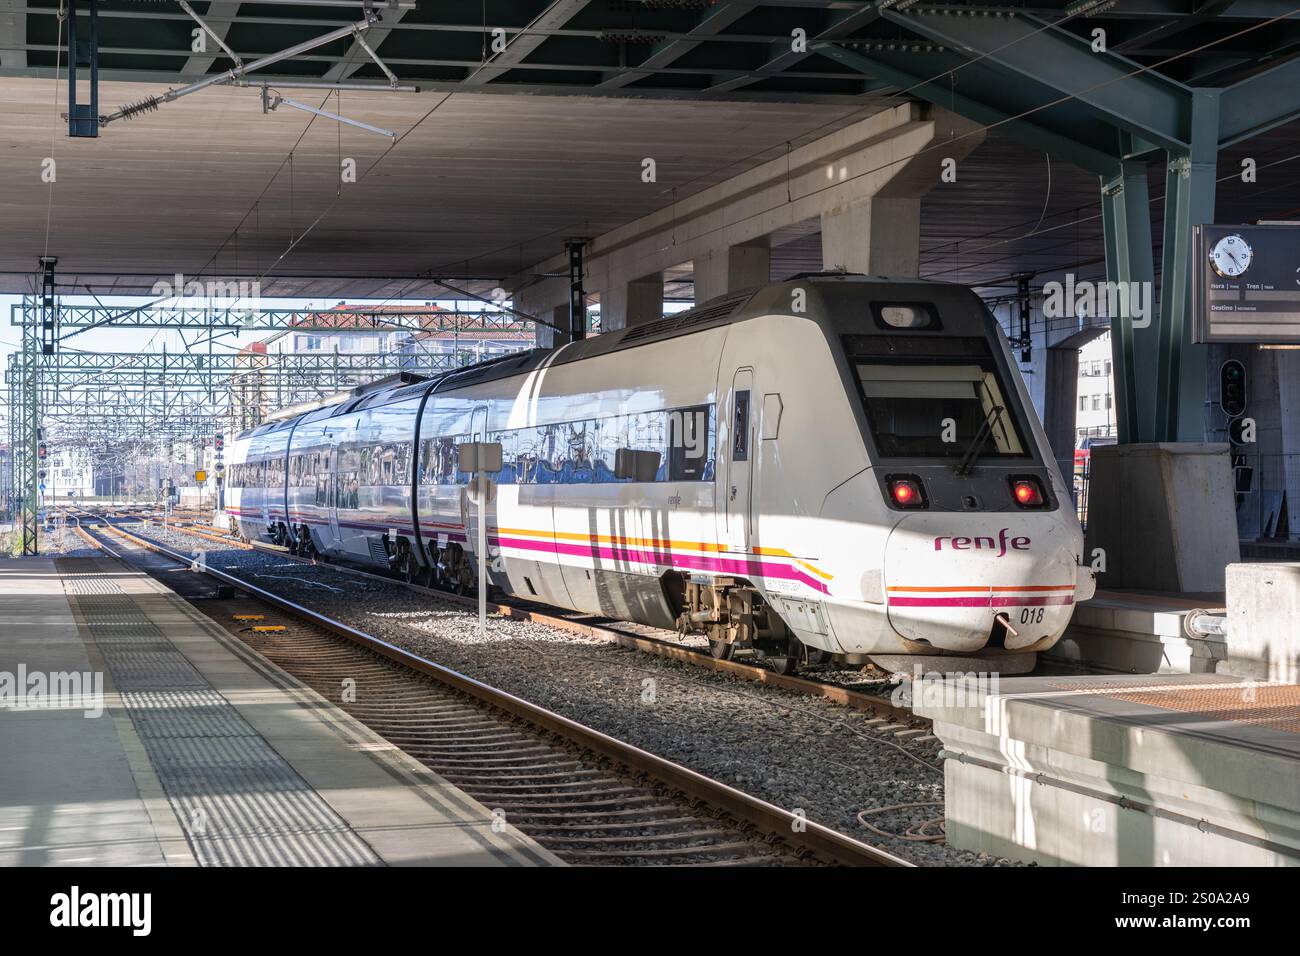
(953, 404, 1005, 477)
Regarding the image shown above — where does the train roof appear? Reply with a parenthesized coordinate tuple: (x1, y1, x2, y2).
(238, 274, 972, 438)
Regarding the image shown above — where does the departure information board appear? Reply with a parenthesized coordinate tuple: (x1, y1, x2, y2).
(1194, 223, 1300, 343)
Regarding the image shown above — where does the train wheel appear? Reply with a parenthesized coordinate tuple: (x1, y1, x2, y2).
(766, 653, 797, 675)
(765, 638, 821, 675)
(708, 639, 735, 661)
(455, 570, 474, 597)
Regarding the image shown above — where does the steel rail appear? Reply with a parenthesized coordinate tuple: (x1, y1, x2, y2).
(80, 512, 910, 868)
(128, 510, 920, 724)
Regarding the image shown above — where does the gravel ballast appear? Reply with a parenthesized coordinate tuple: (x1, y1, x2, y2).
(75, 521, 1018, 866)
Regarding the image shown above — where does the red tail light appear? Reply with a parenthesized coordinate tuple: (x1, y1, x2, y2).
(1009, 476, 1045, 508)
(888, 475, 927, 509)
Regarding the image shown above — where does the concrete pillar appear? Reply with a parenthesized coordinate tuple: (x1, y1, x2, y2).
(820, 196, 921, 277)
(533, 305, 571, 349)
(693, 238, 770, 304)
(1042, 346, 1080, 482)
(1275, 350, 1300, 538)
(600, 272, 663, 333)
(512, 275, 571, 349)
(504, 106, 985, 322)
(1084, 443, 1239, 592)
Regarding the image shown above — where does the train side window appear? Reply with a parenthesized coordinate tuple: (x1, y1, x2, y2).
(732, 391, 750, 462)
(670, 404, 712, 481)
(488, 431, 514, 484)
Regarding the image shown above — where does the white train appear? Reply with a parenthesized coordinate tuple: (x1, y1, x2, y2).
(224, 274, 1094, 673)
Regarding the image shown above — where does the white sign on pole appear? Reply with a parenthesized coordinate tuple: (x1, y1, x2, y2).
(461, 441, 503, 638)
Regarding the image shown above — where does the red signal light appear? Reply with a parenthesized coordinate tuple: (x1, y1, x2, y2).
(889, 476, 926, 509)
(1010, 477, 1045, 508)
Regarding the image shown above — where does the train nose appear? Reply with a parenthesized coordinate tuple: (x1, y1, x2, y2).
(883, 513, 1080, 653)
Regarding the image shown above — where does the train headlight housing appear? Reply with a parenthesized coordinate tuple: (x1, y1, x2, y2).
(1009, 476, 1046, 509)
(887, 475, 927, 509)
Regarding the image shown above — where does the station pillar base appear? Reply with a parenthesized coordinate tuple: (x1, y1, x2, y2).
(1084, 442, 1239, 593)
(1222, 562, 1300, 683)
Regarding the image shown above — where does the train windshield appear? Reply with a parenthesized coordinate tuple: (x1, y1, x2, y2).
(855, 361, 1028, 460)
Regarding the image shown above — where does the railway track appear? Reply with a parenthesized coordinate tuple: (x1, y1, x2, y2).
(68, 512, 910, 868)
(107, 506, 925, 728)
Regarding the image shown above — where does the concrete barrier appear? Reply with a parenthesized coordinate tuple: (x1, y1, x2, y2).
(1221, 562, 1300, 683)
(918, 673, 1300, 866)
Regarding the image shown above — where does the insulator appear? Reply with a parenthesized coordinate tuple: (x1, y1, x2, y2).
(116, 96, 162, 121)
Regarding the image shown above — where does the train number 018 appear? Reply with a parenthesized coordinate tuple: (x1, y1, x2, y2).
(1019, 607, 1045, 625)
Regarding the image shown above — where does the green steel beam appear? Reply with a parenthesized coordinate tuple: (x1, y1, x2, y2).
(705, 4, 882, 94)
(1218, 51, 1300, 145)
(1100, 160, 1157, 444)
(2, 350, 509, 386)
(596, 1, 758, 90)
(464, 0, 598, 86)
(817, 42, 1123, 174)
(878, 9, 1194, 151)
(12, 302, 533, 334)
(1156, 89, 1220, 443)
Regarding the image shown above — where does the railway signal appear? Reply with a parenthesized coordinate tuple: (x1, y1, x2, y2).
(1220, 359, 1247, 417)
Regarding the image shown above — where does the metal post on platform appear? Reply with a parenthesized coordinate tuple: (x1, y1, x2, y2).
(15, 259, 58, 555)
(566, 238, 587, 342)
(462, 441, 501, 638)
(477, 469, 487, 636)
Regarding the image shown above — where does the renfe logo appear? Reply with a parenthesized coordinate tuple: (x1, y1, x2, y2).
(934, 528, 1030, 557)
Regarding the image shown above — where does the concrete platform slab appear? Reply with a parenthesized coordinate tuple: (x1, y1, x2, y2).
(1045, 588, 1228, 675)
(0, 555, 559, 867)
(916, 671, 1300, 866)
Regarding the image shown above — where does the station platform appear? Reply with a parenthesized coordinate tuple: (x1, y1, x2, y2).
(0, 555, 559, 867)
(1045, 587, 1227, 675)
(916, 672, 1300, 866)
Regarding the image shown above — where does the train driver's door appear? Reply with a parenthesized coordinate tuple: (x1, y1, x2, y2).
(724, 369, 754, 555)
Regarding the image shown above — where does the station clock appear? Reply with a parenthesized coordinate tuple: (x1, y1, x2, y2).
(1209, 234, 1253, 278)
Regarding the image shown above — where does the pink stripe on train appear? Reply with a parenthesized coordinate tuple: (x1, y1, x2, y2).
(496, 535, 831, 595)
(889, 595, 1074, 608)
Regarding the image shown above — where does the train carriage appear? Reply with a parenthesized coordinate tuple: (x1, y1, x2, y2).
(224, 274, 1094, 672)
